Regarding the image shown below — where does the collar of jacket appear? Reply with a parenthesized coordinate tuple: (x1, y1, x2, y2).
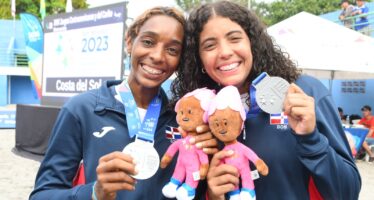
(93, 80, 172, 116)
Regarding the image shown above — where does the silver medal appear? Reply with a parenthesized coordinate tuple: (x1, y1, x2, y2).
(122, 139, 160, 180)
(253, 73, 290, 114)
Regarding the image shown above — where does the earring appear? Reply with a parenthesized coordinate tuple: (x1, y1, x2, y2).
(201, 68, 206, 74)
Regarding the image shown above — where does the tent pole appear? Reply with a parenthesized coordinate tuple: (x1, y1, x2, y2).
(329, 71, 335, 94)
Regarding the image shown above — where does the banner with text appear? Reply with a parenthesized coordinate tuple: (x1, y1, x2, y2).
(0, 110, 16, 128)
(41, 3, 127, 106)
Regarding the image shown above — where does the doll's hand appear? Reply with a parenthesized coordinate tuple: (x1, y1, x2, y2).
(95, 152, 137, 200)
(207, 150, 239, 200)
(177, 126, 188, 138)
(283, 84, 316, 135)
(190, 124, 219, 154)
(160, 155, 172, 168)
(199, 163, 209, 179)
(255, 159, 269, 176)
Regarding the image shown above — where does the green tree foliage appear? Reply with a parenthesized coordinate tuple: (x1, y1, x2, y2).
(175, 0, 212, 12)
(0, 0, 88, 20)
(233, 0, 252, 8)
(0, 0, 14, 19)
(175, 0, 251, 12)
(176, 0, 373, 26)
(253, 0, 352, 26)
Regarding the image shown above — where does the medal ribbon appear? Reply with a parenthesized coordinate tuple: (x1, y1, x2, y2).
(247, 72, 268, 118)
(119, 81, 162, 142)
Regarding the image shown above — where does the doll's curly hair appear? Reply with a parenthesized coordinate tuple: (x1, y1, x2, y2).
(171, 1, 300, 106)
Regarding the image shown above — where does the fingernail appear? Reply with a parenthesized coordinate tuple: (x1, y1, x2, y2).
(189, 137, 196, 144)
(196, 126, 202, 132)
(196, 142, 202, 148)
(202, 148, 208, 153)
(227, 150, 234, 155)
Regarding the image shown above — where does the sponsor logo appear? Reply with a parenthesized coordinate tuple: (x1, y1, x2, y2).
(93, 126, 115, 138)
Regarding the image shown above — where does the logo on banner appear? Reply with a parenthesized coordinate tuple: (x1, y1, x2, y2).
(165, 126, 182, 142)
(270, 112, 288, 125)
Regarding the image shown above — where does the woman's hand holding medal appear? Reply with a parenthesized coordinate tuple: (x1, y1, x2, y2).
(253, 73, 316, 135)
(95, 152, 138, 200)
(283, 83, 316, 135)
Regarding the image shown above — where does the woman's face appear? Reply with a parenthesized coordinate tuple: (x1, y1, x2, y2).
(127, 15, 184, 89)
(199, 16, 253, 93)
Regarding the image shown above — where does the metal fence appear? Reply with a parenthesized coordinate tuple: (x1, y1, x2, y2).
(0, 48, 28, 68)
(336, 11, 374, 37)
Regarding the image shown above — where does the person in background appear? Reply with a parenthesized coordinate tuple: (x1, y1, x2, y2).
(30, 7, 217, 200)
(352, 0, 371, 35)
(339, 0, 355, 29)
(338, 107, 347, 124)
(358, 105, 374, 162)
(172, 1, 361, 199)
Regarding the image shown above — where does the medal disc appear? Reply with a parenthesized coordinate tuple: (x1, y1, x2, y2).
(255, 76, 289, 114)
(122, 140, 160, 180)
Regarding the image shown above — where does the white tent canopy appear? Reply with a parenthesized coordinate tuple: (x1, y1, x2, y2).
(267, 12, 374, 79)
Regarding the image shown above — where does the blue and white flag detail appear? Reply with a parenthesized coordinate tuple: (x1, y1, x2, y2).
(270, 112, 288, 125)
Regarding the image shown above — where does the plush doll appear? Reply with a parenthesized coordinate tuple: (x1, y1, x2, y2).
(207, 86, 269, 200)
(161, 88, 216, 200)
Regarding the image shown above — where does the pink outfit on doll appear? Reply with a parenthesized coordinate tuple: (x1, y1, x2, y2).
(162, 88, 214, 199)
(223, 142, 260, 190)
(165, 135, 209, 188)
(208, 86, 264, 194)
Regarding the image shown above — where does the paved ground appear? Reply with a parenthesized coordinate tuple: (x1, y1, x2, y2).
(0, 129, 40, 200)
(0, 129, 373, 199)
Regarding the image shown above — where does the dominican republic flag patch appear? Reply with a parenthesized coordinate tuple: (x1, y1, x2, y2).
(270, 112, 288, 125)
(166, 126, 182, 140)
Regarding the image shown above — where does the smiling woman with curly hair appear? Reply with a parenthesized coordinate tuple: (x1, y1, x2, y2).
(171, 1, 360, 200)
(171, 1, 300, 101)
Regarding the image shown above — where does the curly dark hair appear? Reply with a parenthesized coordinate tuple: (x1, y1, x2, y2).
(171, 0, 300, 106)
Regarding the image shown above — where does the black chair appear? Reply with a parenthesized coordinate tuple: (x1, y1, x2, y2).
(348, 114, 361, 125)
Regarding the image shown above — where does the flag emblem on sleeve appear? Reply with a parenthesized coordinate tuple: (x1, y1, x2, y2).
(270, 112, 288, 125)
(166, 126, 182, 141)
